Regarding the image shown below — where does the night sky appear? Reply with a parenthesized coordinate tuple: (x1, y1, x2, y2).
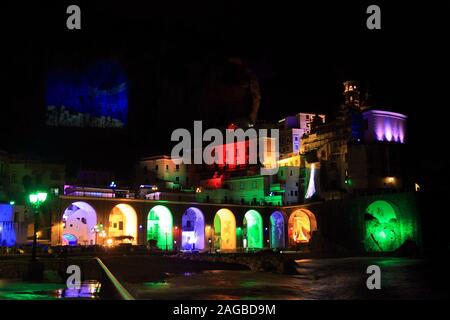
(1, 1, 448, 186)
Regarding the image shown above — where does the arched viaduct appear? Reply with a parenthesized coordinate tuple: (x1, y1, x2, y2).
(48, 192, 421, 253)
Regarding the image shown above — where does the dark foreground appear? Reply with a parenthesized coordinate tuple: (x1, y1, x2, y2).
(0, 255, 447, 300)
(103, 256, 447, 300)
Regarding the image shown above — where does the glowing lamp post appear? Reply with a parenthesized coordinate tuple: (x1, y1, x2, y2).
(92, 224, 104, 245)
(29, 192, 48, 261)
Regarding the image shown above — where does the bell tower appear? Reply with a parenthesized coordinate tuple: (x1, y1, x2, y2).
(343, 80, 361, 110)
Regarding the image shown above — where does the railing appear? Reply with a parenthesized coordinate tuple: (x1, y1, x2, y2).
(94, 257, 135, 300)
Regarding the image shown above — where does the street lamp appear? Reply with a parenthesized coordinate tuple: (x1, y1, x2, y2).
(29, 191, 48, 261)
(92, 223, 104, 245)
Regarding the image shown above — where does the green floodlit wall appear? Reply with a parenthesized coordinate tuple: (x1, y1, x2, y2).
(244, 210, 263, 249)
(147, 205, 173, 250)
(362, 195, 420, 252)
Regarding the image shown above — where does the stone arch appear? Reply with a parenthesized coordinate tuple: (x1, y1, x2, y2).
(243, 210, 263, 249)
(288, 208, 317, 246)
(147, 205, 174, 250)
(270, 211, 286, 249)
(364, 200, 400, 252)
(213, 208, 236, 251)
(62, 201, 97, 246)
(108, 203, 138, 245)
(181, 207, 205, 250)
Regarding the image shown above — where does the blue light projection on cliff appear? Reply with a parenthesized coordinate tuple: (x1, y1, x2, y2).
(46, 61, 128, 128)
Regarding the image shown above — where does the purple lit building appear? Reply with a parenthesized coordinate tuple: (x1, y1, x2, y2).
(363, 110, 407, 144)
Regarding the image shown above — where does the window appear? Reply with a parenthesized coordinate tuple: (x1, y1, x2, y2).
(166, 165, 169, 171)
(175, 177, 179, 182)
(290, 170, 293, 176)
(290, 190, 294, 196)
(119, 221, 123, 231)
(176, 164, 179, 171)
(295, 190, 298, 196)
(155, 165, 158, 171)
(113, 223, 117, 229)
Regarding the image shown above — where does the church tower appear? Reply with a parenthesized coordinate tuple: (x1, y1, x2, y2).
(343, 80, 361, 110)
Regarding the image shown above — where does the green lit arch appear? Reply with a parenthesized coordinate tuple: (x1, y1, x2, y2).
(243, 210, 263, 249)
(364, 200, 400, 252)
(213, 208, 236, 251)
(147, 205, 174, 250)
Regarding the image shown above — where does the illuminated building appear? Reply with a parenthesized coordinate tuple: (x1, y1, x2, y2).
(9, 157, 65, 201)
(195, 175, 283, 206)
(278, 113, 326, 158)
(300, 80, 408, 200)
(343, 80, 363, 110)
(362, 110, 407, 143)
(136, 155, 194, 192)
(276, 155, 302, 204)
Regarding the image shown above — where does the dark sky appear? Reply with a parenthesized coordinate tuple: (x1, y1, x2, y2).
(1, 0, 448, 182)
